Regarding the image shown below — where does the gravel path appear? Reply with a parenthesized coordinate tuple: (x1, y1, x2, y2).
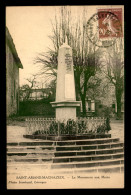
(110, 121, 124, 142)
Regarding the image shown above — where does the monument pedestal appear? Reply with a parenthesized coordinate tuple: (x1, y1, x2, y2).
(51, 101, 81, 121)
(51, 37, 81, 122)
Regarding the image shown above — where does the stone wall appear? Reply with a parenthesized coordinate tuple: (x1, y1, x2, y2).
(6, 44, 19, 117)
(19, 100, 55, 117)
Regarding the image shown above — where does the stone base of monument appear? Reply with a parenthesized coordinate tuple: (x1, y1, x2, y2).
(7, 134, 124, 174)
(23, 134, 111, 141)
(51, 101, 81, 121)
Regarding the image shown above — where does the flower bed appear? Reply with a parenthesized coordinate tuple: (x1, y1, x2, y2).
(25, 117, 111, 136)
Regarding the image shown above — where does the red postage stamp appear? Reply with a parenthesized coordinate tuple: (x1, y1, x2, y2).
(98, 8, 123, 38)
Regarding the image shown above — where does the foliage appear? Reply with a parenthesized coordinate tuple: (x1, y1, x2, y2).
(105, 117, 111, 131)
(96, 118, 111, 133)
(32, 118, 108, 135)
(32, 119, 77, 135)
(19, 74, 56, 102)
(19, 75, 38, 101)
(103, 38, 124, 119)
(34, 6, 102, 116)
(85, 74, 103, 100)
(96, 124, 106, 133)
(46, 79, 56, 101)
(19, 100, 55, 117)
(19, 84, 31, 101)
(103, 107, 112, 118)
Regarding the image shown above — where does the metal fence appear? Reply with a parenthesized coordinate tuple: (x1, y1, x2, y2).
(25, 117, 106, 136)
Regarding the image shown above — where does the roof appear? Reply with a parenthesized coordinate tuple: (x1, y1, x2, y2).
(6, 27, 23, 69)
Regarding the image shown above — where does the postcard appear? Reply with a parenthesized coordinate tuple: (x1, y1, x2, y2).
(6, 5, 124, 189)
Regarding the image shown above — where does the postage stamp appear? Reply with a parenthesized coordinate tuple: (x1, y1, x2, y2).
(98, 8, 123, 38)
(86, 8, 123, 47)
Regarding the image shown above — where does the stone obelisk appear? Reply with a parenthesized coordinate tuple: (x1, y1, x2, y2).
(51, 38, 81, 121)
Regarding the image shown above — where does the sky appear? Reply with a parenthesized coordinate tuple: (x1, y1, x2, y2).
(6, 6, 57, 86)
(6, 6, 122, 87)
(6, 6, 98, 87)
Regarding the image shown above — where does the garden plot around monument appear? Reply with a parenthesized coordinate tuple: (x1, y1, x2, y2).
(7, 120, 124, 176)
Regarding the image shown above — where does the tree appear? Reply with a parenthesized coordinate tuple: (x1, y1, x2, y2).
(26, 74, 38, 88)
(74, 51, 101, 115)
(19, 74, 37, 101)
(85, 74, 103, 100)
(34, 6, 101, 116)
(103, 38, 124, 119)
(19, 84, 31, 101)
(44, 79, 56, 101)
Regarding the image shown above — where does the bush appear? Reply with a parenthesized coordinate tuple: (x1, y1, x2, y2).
(105, 117, 111, 131)
(96, 117, 111, 133)
(19, 100, 55, 116)
(97, 124, 106, 133)
(32, 119, 77, 136)
(31, 118, 111, 135)
(33, 130, 42, 135)
(103, 107, 112, 118)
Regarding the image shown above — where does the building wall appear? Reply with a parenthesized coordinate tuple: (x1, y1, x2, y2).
(6, 44, 19, 117)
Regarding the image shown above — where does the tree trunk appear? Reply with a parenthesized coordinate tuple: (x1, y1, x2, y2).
(116, 88, 122, 119)
(81, 95, 86, 117)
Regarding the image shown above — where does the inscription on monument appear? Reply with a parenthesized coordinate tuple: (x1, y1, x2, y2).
(65, 50, 72, 72)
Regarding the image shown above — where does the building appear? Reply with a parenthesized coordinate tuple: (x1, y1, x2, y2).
(6, 27, 23, 117)
(80, 98, 95, 116)
(20, 88, 53, 101)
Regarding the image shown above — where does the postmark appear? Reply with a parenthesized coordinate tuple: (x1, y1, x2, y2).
(86, 8, 123, 47)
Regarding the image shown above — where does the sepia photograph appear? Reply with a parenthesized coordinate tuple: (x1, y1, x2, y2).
(6, 5, 124, 189)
